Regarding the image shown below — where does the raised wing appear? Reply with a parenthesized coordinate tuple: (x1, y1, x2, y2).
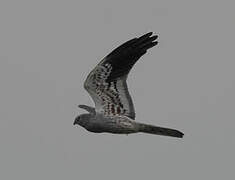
(84, 32, 158, 119)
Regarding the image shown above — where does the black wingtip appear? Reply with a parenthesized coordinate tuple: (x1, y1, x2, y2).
(136, 32, 158, 51)
(104, 32, 159, 81)
(169, 129, 184, 138)
(176, 131, 184, 138)
(139, 32, 153, 38)
(137, 32, 157, 43)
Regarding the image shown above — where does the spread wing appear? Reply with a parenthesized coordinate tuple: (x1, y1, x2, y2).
(84, 32, 158, 119)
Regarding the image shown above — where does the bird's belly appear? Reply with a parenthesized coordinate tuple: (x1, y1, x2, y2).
(87, 119, 137, 134)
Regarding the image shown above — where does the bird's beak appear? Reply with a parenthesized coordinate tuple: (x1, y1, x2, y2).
(73, 119, 77, 125)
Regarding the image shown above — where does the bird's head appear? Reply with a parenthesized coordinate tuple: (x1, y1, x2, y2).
(73, 113, 92, 127)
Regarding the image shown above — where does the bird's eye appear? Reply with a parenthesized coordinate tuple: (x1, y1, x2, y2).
(75, 116, 81, 122)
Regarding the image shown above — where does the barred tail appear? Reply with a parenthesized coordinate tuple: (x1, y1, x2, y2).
(139, 123, 184, 138)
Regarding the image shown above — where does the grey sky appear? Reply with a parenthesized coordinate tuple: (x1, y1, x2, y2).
(0, 0, 234, 179)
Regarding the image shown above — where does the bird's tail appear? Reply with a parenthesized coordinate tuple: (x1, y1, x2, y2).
(138, 123, 184, 138)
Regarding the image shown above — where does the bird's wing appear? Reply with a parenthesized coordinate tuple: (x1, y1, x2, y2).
(84, 32, 158, 119)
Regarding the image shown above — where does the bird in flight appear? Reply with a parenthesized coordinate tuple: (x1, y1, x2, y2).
(74, 32, 184, 138)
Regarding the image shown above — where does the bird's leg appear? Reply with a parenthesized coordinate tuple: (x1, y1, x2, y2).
(78, 105, 96, 115)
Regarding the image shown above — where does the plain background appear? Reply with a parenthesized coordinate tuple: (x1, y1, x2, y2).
(0, 0, 234, 179)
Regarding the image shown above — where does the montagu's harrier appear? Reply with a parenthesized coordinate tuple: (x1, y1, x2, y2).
(74, 32, 184, 138)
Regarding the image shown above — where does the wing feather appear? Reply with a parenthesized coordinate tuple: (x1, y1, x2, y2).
(84, 32, 158, 119)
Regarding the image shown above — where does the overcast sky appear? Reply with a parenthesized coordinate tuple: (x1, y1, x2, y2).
(1, 0, 235, 179)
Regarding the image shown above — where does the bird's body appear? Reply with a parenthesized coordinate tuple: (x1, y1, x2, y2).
(74, 32, 184, 138)
(75, 112, 183, 137)
(78, 113, 138, 134)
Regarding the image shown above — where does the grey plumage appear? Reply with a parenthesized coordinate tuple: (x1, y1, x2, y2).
(78, 105, 95, 115)
(74, 32, 184, 138)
